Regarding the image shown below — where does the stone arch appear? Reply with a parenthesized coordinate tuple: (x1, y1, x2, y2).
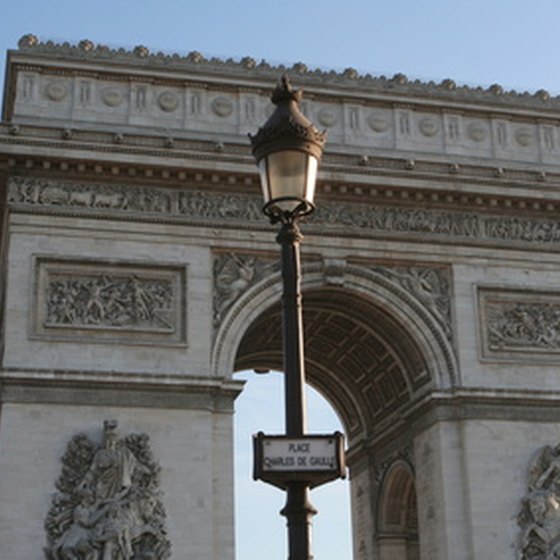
(377, 461, 419, 560)
(212, 261, 457, 441)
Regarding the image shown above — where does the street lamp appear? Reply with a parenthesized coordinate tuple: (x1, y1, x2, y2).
(249, 76, 341, 560)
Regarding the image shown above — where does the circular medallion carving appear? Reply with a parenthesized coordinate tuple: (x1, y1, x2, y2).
(515, 127, 534, 147)
(418, 118, 439, 137)
(367, 114, 390, 133)
(317, 108, 338, 127)
(211, 96, 234, 118)
(101, 89, 123, 108)
(44, 81, 68, 102)
(158, 91, 179, 113)
(467, 122, 487, 143)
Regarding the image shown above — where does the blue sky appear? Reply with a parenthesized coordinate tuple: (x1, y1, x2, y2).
(2, 1, 559, 558)
(2, 1, 560, 95)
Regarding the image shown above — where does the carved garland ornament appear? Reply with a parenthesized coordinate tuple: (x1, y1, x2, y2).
(518, 443, 560, 559)
(44, 420, 171, 560)
(11, 177, 560, 251)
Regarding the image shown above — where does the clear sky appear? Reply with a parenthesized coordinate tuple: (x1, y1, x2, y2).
(2, 1, 560, 559)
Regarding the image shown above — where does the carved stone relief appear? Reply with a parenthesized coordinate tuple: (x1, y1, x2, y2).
(45, 80, 69, 102)
(372, 266, 452, 340)
(33, 258, 186, 345)
(317, 107, 338, 128)
(101, 88, 124, 108)
(518, 442, 560, 559)
(367, 113, 391, 133)
(12, 177, 560, 252)
(213, 253, 278, 327)
(157, 91, 179, 113)
(516, 127, 534, 148)
(373, 444, 415, 485)
(467, 121, 488, 143)
(418, 117, 439, 137)
(210, 96, 234, 118)
(44, 420, 171, 560)
(479, 288, 560, 359)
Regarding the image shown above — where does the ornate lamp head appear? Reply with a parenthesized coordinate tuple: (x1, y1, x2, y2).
(250, 75, 326, 224)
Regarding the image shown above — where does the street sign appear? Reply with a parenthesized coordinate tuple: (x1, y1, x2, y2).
(253, 432, 346, 489)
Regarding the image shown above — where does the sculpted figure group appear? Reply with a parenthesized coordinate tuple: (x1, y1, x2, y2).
(45, 420, 171, 560)
(519, 443, 560, 559)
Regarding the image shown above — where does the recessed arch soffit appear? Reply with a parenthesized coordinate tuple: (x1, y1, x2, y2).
(234, 284, 443, 440)
(212, 255, 457, 390)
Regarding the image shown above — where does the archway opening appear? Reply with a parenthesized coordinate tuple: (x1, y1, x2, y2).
(234, 287, 434, 443)
(233, 369, 352, 560)
(229, 284, 437, 560)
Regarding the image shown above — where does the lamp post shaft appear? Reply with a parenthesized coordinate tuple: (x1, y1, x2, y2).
(278, 221, 307, 437)
(277, 220, 315, 560)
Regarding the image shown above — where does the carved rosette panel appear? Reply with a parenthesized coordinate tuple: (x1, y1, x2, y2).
(44, 420, 171, 560)
(213, 252, 278, 328)
(33, 258, 186, 345)
(479, 288, 560, 360)
(372, 265, 452, 340)
(518, 443, 560, 559)
(12, 176, 560, 252)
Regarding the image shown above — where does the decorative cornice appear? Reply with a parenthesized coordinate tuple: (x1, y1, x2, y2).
(4, 125, 560, 203)
(0, 367, 244, 410)
(14, 35, 558, 111)
(348, 387, 560, 459)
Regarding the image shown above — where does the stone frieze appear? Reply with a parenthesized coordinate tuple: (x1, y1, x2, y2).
(12, 177, 560, 252)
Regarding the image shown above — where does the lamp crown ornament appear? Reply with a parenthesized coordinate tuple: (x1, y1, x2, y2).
(249, 74, 326, 164)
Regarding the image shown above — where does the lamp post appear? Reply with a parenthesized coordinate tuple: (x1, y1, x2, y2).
(249, 76, 327, 560)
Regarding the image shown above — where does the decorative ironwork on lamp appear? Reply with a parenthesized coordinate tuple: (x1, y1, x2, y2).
(249, 75, 326, 224)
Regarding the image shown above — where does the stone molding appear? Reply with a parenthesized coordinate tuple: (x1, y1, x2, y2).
(5, 132, 560, 196)
(347, 388, 560, 463)
(11, 177, 560, 253)
(0, 368, 243, 411)
(478, 287, 560, 362)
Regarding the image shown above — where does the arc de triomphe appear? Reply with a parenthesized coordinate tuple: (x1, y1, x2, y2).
(2, 36, 560, 559)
